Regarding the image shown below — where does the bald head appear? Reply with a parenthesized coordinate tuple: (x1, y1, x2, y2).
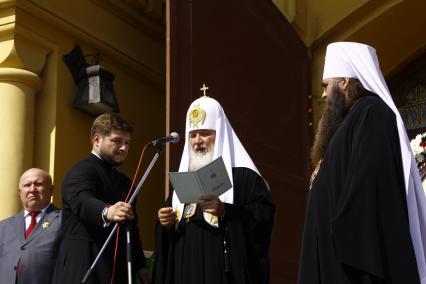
(19, 168, 53, 211)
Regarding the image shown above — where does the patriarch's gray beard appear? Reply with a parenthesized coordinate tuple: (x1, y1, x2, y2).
(189, 144, 214, 171)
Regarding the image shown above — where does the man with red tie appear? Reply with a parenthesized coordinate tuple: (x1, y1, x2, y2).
(0, 168, 61, 284)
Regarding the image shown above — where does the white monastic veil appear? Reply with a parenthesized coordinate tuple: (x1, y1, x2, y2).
(323, 42, 426, 283)
(172, 96, 260, 227)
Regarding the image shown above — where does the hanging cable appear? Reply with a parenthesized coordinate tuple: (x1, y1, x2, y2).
(110, 142, 150, 284)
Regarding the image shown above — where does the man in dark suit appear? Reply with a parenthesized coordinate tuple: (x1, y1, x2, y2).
(52, 113, 150, 284)
(0, 168, 61, 284)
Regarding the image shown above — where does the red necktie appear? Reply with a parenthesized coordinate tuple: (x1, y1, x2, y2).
(25, 211, 40, 239)
(17, 211, 41, 276)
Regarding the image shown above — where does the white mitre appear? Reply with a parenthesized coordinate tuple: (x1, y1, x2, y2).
(172, 96, 260, 227)
(323, 42, 426, 283)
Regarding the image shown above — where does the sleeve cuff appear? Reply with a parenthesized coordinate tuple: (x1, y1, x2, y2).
(101, 206, 111, 227)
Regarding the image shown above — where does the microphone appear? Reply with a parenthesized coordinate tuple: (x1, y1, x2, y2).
(149, 132, 180, 147)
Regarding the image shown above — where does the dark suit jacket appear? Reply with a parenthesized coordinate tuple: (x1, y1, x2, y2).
(0, 204, 61, 284)
(52, 154, 146, 284)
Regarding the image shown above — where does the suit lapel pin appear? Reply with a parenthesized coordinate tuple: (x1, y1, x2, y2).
(42, 221, 50, 229)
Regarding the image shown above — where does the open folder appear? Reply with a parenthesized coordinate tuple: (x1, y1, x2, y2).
(168, 156, 232, 203)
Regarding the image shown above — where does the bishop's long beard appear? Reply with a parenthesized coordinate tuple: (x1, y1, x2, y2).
(311, 85, 348, 167)
(189, 144, 215, 171)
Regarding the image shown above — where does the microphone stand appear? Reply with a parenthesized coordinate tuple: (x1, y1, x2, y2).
(126, 224, 133, 284)
(81, 145, 163, 284)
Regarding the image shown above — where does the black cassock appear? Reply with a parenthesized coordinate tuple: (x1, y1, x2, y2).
(153, 167, 275, 284)
(298, 95, 420, 283)
(52, 154, 146, 284)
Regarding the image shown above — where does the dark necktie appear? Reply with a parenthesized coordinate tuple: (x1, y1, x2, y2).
(25, 211, 40, 239)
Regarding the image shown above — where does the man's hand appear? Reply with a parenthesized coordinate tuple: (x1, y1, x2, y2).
(137, 267, 151, 284)
(158, 207, 177, 230)
(106, 201, 134, 223)
(199, 195, 224, 217)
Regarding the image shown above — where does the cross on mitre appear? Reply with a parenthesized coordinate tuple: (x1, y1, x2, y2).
(200, 84, 209, 96)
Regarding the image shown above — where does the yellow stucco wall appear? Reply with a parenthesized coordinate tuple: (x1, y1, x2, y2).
(0, 0, 165, 250)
